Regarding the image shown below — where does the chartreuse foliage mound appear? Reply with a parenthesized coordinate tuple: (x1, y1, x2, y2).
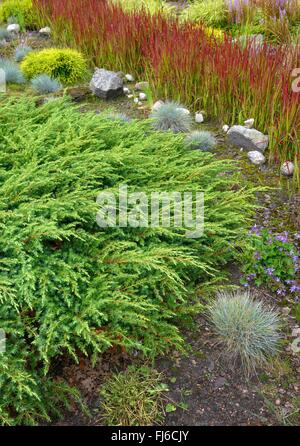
(21, 48, 87, 85)
(0, 0, 37, 30)
(0, 96, 256, 425)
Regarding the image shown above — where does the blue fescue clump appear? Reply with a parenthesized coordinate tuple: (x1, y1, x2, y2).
(31, 74, 62, 94)
(150, 101, 192, 133)
(208, 290, 281, 375)
(106, 112, 131, 123)
(0, 27, 12, 41)
(15, 45, 33, 62)
(185, 130, 217, 151)
(0, 58, 25, 84)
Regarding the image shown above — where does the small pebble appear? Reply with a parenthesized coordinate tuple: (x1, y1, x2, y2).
(280, 161, 294, 177)
(244, 118, 254, 128)
(282, 306, 291, 316)
(152, 100, 164, 111)
(139, 92, 147, 101)
(195, 112, 204, 123)
(222, 124, 230, 133)
(292, 327, 300, 337)
(7, 24, 20, 33)
(125, 74, 135, 82)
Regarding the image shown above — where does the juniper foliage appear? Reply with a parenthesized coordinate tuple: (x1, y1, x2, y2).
(0, 96, 256, 424)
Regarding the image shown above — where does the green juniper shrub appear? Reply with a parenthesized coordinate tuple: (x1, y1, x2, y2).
(99, 366, 167, 426)
(0, 96, 256, 424)
(208, 290, 281, 375)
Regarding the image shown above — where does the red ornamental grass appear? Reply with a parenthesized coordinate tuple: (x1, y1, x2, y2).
(33, 0, 300, 183)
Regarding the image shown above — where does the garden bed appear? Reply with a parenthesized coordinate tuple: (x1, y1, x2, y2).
(0, 0, 299, 427)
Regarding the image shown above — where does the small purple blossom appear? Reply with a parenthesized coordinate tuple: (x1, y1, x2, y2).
(250, 224, 261, 236)
(275, 231, 289, 243)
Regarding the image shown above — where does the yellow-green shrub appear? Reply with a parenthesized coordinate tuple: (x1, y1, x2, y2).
(182, 0, 228, 28)
(0, 0, 37, 29)
(21, 48, 88, 85)
(110, 0, 175, 16)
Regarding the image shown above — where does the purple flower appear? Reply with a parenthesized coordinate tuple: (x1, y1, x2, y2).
(254, 251, 262, 260)
(250, 224, 261, 236)
(265, 267, 275, 276)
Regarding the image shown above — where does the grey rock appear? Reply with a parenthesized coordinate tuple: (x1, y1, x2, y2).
(292, 327, 300, 338)
(90, 68, 124, 99)
(235, 34, 264, 51)
(227, 125, 269, 152)
(247, 150, 266, 166)
(214, 377, 227, 389)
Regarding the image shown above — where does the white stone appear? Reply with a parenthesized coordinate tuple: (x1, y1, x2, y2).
(134, 97, 139, 104)
(152, 100, 164, 111)
(244, 118, 254, 128)
(125, 74, 135, 82)
(247, 150, 266, 166)
(127, 94, 133, 98)
(138, 101, 143, 106)
(39, 26, 51, 35)
(280, 161, 294, 177)
(123, 87, 130, 94)
(7, 24, 20, 33)
(139, 92, 147, 101)
(177, 107, 190, 115)
(222, 125, 230, 133)
(195, 112, 204, 123)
